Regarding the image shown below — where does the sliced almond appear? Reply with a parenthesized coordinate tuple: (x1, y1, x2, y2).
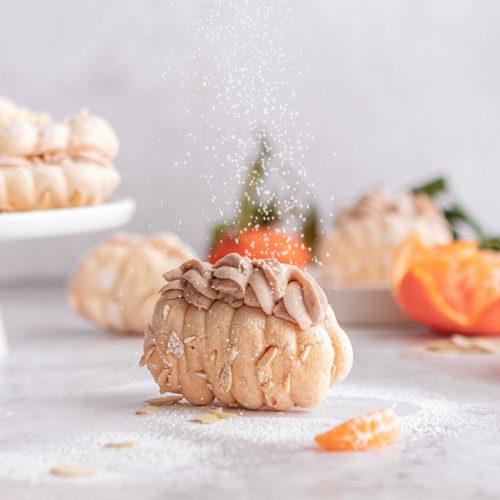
(212, 407, 236, 420)
(157, 368, 171, 386)
(450, 334, 473, 350)
(429, 347, 456, 354)
(264, 394, 277, 408)
(422, 335, 500, 355)
(162, 305, 171, 321)
(425, 342, 451, 351)
(219, 363, 233, 393)
(139, 345, 155, 367)
(470, 337, 500, 354)
(184, 336, 196, 344)
(135, 405, 158, 415)
(105, 441, 140, 448)
(194, 371, 208, 379)
(145, 395, 182, 406)
(300, 345, 312, 363)
(257, 369, 267, 384)
(257, 345, 278, 369)
(193, 412, 220, 424)
(50, 464, 97, 478)
(283, 373, 291, 394)
(209, 350, 217, 366)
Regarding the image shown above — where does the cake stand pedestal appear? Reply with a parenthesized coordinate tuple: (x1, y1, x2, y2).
(0, 198, 136, 357)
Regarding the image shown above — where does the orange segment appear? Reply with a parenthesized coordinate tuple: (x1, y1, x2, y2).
(315, 408, 400, 452)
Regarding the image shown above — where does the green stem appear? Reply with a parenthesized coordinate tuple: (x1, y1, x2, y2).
(236, 137, 271, 231)
(411, 177, 447, 198)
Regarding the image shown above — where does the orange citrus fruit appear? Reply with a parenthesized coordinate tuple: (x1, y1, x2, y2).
(315, 408, 400, 451)
(208, 236, 241, 264)
(208, 227, 311, 267)
(393, 236, 500, 335)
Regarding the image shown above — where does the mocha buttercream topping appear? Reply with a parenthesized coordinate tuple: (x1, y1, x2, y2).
(160, 253, 328, 331)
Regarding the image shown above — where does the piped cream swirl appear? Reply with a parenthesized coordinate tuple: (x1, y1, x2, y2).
(160, 253, 328, 330)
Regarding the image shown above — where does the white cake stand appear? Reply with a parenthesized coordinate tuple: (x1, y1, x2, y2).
(0, 198, 136, 356)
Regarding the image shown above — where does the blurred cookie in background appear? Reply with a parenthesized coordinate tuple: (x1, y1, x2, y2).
(69, 232, 196, 334)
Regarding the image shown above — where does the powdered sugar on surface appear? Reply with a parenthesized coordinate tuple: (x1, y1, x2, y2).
(1, 287, 500, 499)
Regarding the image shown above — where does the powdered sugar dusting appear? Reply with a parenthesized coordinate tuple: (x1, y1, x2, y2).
(1, 381, 493, 488)
(2, 287, 500, 498)
(167, 330, 184, 358)
(165, 0, 320, 253)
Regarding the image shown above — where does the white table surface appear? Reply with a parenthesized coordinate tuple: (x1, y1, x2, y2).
(0, 285, 499, 500)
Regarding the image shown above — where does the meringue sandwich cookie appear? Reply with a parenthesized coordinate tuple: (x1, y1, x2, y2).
(69, 232, 196, 334)
(142, 253, 353, 411)
(318, 190, 452, 287)
(0, 97, 121, 211)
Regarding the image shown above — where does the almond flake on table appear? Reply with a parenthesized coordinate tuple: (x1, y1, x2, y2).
(212, 407, 237, 420)
(135, 405, 159, 415)
(144, 395, 183, 406)
(105, 441, 141, 448)
(193, 413, 220, 424)
(49, 465, 97, 478)
(421, 336, 500, 355)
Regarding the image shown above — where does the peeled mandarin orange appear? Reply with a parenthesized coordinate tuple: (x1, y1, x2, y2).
(208, 227, 311, 267)
(238, 228, 311, 266)
(208, 236, 241, 264)
(393, 236, 500, 335)
(315, 408, 400, 451)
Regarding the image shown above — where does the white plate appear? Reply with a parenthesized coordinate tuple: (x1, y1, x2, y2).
(0, 198, 136, 356)
(0, 198, 136, 241)
(322, 284, 413, 326)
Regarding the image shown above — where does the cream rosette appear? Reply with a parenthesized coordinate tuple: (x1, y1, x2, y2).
(318, 190, 452, 286)
(70, 233, 196, 334)
(0, 97, 120, 211)
(141, 253, 353, 411)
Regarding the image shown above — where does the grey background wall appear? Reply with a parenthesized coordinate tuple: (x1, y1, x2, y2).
(1, 0, 499, 283)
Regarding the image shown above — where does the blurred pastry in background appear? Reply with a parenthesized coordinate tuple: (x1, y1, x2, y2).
(0, 97, 120, 211)
(318, 189, 452, 287)
(69, 232, 196, 334)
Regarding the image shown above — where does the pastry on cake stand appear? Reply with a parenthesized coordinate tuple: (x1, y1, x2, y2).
(0, 97, 135, 355)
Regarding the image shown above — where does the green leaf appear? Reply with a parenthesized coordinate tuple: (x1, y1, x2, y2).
(236, 135, 272, 231)
(248, 202, 278, 227)
(412, 177, 447, 198)
(443, 204, 486, 241)
(209, 222, 230, 251)
(302, 205, 320, 254)
(480, 238, 500, 251)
